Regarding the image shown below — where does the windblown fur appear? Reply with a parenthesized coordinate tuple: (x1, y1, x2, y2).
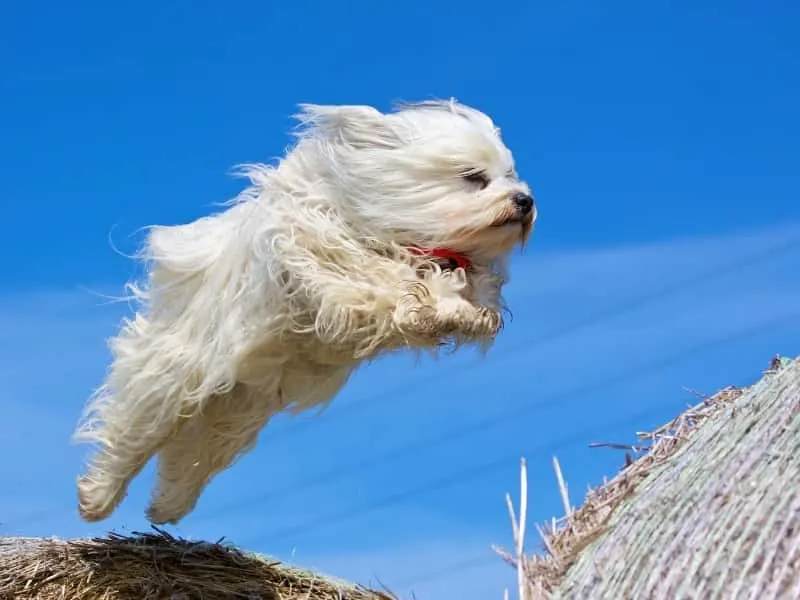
(73, 100, 537, 525)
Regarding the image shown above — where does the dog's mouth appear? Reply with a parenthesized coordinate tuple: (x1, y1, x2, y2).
(503, 215, 531, 226)
(493, 212, 535, 228)
(487, 211, 535, 248)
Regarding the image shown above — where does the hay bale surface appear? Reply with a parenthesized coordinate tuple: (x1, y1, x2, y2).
(515, 355, 800, 600)
(0, 528, 394, 600)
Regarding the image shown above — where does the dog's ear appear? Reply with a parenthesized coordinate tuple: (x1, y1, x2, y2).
(295, 104, 401, 150)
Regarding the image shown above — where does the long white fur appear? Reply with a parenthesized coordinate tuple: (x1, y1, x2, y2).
(72, 99, 536, 525)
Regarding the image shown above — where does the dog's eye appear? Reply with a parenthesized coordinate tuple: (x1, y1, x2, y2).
(462, 170, 491, 190)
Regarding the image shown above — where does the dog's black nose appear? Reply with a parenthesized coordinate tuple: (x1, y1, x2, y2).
(512, 192, 534, 215)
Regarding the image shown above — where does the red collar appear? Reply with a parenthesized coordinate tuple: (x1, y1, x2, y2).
(408, 246, 472, 270)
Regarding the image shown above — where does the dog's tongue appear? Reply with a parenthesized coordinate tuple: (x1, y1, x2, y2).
(408, 247, 472, 270)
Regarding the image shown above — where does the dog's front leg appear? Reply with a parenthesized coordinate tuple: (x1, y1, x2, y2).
(309, 266, 501, 357)
(393, 279, 502, 342)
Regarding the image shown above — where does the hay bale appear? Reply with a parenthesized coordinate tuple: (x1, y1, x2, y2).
(0, 528, 394, 600)
(504, 355, 800, 600)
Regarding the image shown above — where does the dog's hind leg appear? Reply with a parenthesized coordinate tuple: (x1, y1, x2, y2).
(75, 321, 211, 523)
(76, 387, 184, 523)
(76, 212, 258, 523)
(146, 383, 274, 524)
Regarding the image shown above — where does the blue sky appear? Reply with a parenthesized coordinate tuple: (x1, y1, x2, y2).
(2, 0, 799, 598)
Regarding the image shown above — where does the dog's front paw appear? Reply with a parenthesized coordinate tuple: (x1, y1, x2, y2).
(393, 281, 502, 343)
(396, 303, 447, 337)
(465, 306, 503, 339)
(448, 304, 502, 341)
(394, 281, 441, 335)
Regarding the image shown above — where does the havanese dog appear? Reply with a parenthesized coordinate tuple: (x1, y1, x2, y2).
(73, 99, 537, 525)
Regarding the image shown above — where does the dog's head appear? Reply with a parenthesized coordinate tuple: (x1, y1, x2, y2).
(294, 100, 536, 262)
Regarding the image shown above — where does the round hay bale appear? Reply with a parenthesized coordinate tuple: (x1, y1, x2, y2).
(0, 528, 394, 600)
(516, 356, 800, 600)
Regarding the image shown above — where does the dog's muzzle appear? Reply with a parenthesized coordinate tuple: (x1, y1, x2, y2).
(503, 192, 537, 226)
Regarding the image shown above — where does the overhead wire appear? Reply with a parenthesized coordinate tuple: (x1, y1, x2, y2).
(236, 311, 798, 546)
(9, 236, 799, 533)
(260, 236, 800, 443)
(193, 235, 800, 520)
(384, 368, 771, 594)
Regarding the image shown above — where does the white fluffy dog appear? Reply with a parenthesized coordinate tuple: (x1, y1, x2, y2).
(73, 100, 537, 525)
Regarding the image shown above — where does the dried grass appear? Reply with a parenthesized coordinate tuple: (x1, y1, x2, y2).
(0, 527, 395, 600)
(494, 355, 793, 599)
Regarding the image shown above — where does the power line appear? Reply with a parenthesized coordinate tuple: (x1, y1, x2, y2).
(195, 307, 798, 523)
(387, 366, 772, 595)
(241, 403, 674, 546)
(11, 237, 799, 532)
(261, 236, 800, 443)
(236, 312, 797, 547)
(388, 554, 499, 591)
